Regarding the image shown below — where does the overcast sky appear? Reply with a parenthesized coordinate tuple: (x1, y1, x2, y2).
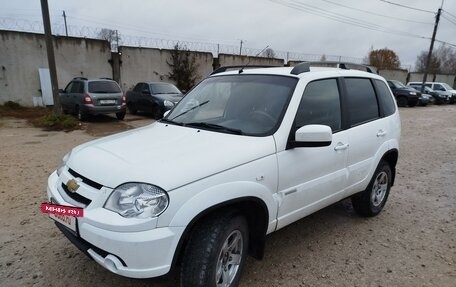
(1, 0, 455, 69)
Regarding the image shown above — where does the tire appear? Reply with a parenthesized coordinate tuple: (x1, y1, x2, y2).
(128, 102, 138, 115)
(180, 213, 249, 287)
(396, 97, 408, 107)
(351, 160, 392, 217)
(116, 111, 126, 120)
(152, 106, 163, 120)
(76, 106, 87, 121)
(408, 100, 417, 107)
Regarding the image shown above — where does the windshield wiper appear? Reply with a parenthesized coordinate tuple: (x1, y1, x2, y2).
(185, 122, 243, 135)
(171, 100, 210, 121)
(160, 118, 183, 126)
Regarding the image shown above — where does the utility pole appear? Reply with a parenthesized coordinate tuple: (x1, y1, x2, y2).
(115, 29, 119, 52)
(239, 40, 243, 55)
(62, 10, 68, 36)
(421, 8, 442, 93)
(40, 0, 61, 112)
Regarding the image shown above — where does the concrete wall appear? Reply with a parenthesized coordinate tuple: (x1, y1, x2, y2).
(378, 69, 408, 83)
(119, 46, 213, 92)
(218, 54, 283, 67)
(0, 30, 112, 106)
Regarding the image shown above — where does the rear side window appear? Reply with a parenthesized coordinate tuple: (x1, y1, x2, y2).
(89, 81, 121, 93)
(345, 78, 379, 126)
(70, 81, 84, 93)
(295, 78, 341, 132)
(374, 80, 396, 116)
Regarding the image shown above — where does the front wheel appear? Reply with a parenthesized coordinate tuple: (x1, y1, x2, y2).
(396, 97, 407, 107)
(180, 213, 249, 287)
(351, 160, 392, 217)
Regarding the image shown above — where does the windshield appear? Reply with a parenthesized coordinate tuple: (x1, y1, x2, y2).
(88, 81, 121, 93)
(441, 83, 453, 90)
(165, 75, 297, 136)
(392, 80, 406, 88)
(150, 83, 181, 94)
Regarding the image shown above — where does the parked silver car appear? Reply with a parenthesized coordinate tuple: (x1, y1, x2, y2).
(59, 78, 126, 121)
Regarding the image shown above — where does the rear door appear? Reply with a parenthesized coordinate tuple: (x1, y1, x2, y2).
(276, 78, 349, 229)
(342, 78, 390, 194)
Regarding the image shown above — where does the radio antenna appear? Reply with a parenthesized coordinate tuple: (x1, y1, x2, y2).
(239, 45, 270, 74)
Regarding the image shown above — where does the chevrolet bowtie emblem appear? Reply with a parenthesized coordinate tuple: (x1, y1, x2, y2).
(66, 179, 80, 193)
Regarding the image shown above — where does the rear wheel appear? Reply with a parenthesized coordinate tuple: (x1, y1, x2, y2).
(128, 102, 138, 114)
(351, 160, 392, 217)
(396, 97, 407, 107)
(180, 212, 249, 287)
(116, 111, 126, 120)
(76, 106, 87, 121)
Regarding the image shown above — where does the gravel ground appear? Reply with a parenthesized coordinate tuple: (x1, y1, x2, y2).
(0, 106, 455, 287)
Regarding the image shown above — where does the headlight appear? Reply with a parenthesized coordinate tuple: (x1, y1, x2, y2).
(164, 100, 174, 108)
(104, 183, 169, 218)
(409, 92, 416, 95)
(56, 151, 71, 176)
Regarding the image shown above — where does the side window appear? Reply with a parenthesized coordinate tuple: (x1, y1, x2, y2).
(64, 82, 73, 93)
(294, 78, 341, 132)
(374, 80, 396, 117)
(133, 83, 142, 92)
(434, 84, 444, 91)
(70, 81, 83, 93)
(345, 78, 379, 126)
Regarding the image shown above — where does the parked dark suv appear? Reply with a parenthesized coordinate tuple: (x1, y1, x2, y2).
(59, 77, 126, 121)
(387, 80, 419, 107)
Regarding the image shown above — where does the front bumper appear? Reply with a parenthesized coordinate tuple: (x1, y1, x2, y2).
(46, 171, 184, 278)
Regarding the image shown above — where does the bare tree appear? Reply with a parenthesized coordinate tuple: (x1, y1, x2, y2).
(98, 28, 120, 51)
(415, 51, 441, 74)
(167, 43, 199, 92)
(320, 54, 327, 62)
(262, 48, 276, 58)
(368, 48, 401, 70)
(434, 45, 456, 74)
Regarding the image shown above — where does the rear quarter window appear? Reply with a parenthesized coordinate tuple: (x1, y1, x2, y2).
(373, 80, 396, 117)
(89, 81, 121, 93)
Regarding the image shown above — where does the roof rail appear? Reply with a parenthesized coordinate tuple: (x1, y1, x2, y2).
(99, 77, 113, 80)
(310, 61, 377, 74)
(72, 77, 88, 80)
(211, 65, 276, 75)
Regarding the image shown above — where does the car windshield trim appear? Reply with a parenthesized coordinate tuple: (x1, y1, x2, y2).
(185, 122, 244, 135)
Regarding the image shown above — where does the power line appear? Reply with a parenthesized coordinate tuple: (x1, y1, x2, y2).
(443, 10, 456, 21)
(379, 0, 435, 14)
(269, 0, 428, 40)
(320, 0, 433, 25)
(442, 15, 456, 26)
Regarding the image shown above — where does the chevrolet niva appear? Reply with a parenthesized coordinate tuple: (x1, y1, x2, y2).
(47, 62, 401, 287)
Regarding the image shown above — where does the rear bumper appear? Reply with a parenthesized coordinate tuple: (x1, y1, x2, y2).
(81, 104, 126, 115)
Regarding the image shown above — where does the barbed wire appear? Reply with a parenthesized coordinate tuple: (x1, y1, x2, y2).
(0, 17, 365, 64)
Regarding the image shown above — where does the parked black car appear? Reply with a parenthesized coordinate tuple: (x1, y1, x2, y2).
(59, 77, 126, 121)
(387, 80, 419, 107)
(126, 82, 183, 119)
(407, 83, 450, 105)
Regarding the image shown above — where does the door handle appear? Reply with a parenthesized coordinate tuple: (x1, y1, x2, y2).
(377, 129, 387, 137)
(334, 142, 349, 151)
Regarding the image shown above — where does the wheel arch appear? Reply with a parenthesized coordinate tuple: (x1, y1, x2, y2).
(170, 196, 270, 272)
(380, 148, 398, 186)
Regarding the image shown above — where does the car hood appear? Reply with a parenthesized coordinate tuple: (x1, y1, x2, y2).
(67, 122, 276, 190)
(154, 93, 183, 102)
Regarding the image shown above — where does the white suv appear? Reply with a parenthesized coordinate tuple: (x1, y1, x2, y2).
(47, 63, 401, 287)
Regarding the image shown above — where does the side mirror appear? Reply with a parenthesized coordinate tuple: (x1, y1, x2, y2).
(142, 89, 150, 94)
(289, 125, 332, 148)
(59, 89, 65, 93)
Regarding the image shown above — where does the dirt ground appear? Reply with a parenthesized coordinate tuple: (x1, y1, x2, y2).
(0, 106, 455, 287)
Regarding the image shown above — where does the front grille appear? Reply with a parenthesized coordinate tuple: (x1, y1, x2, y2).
(68, 168, 103, 190)
(61, 183, 92, 206)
